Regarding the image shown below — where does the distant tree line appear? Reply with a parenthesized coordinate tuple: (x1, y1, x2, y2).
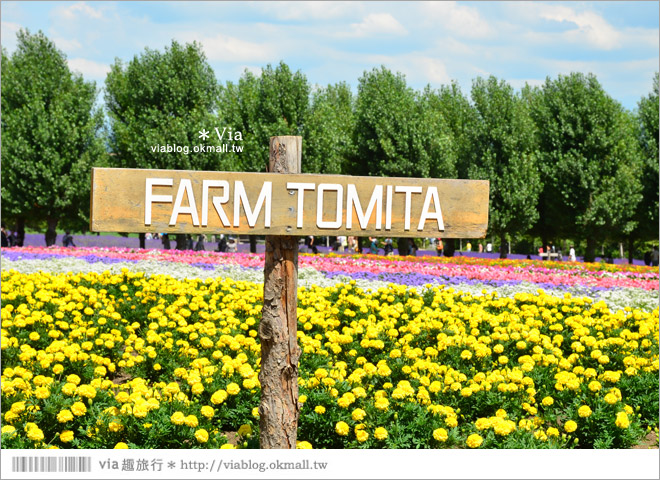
(2, 30, 658, 261)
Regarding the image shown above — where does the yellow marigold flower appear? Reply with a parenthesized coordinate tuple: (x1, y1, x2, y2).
(220, 444, 235, 449)
(466, 433, 483, 448)
(615, 412, 630, 429)
(132, 403, 149, 418)
(10, 401, 26, 414)
(541, 396, 554, 407)
(374, 427, 388, 441)
(191, 382, 204, 395)
(604, 393, 618, 405)
(236, 424, 252, 438)
(433, 428, 448, 442)
(66, 374, 81, 385)
(57, 409, 74, 423)
(211, 390, 228, 405)
(475, 418, 491, 430)
(114, 442, 129, 449)
(26, 427, 44, 442)
(200, 406, 214, 419)
(61, 383, 77, 396)
(115, 391, 130, 403)
(335, 421, 350, 436)
(77, 385, 97, 399)
(495, 409, 507, 418)
(195, 429, 209, 443)
(108, 422, 123, 432)
(170, 411, 185, 425)
(356, 429, 369, 443)
(71, 402, 87, 416)
(315, 405, 326, 414)
(564, 420, 577, 433)
(374, 397, 389, 410)
(60, 430, 74, 443)
(296, 441, 313, 449)
(546, 427, 559, 437)
(252, 407, 260, 418)
(588, 381, 602, 392)
(35, 386, 50, 399)
(445, 416, 458, 428)
(184, 415, 198, 427)
(578, 405, 592, 418)
(351, 408, 366, 422)
(299, 395, 307, 403)
(226, 383, 240, 395)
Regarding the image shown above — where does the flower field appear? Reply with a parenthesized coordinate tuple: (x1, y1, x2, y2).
(1, 246, 658, 449)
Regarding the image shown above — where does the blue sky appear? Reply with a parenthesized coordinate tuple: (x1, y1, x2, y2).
(1, 1, 658, 110)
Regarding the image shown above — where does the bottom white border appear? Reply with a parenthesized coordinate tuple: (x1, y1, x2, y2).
(1, 448, 659, 480)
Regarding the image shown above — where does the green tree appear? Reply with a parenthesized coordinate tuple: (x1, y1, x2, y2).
(352, 67, 456, 179)
(105, 40, 220, 248)
(353, 66, 423, 178)
(631, 73, 659, 257)
(468, 76, 542, 258)
(219, 62, 310, 252)
(431, 81, 478, 180)
(530, 73, 644, 262)
(304, 82, 355, 174)
(420, 82, 475, 256)
(1, 30, 106, 245)
(351, 66, 457, 253)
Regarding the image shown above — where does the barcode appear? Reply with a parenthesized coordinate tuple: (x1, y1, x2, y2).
(11, 456, 92, 473)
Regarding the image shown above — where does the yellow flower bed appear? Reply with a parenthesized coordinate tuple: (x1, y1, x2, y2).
(1, 269, 658, 449)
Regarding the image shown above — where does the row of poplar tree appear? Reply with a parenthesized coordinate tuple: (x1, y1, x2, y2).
(2, 30, 658, 261)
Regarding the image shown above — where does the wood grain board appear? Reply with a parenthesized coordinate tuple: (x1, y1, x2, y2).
(90, 167, 489, 238)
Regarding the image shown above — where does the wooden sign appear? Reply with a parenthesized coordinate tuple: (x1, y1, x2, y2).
(90, 168, 489, 237)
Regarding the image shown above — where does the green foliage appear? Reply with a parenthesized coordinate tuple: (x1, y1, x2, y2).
(304, 82, 355, 174)
(468, 76, 542, 248)
(352, 66, 456, 179)
(428, 81, 477, 179)
(220, 62, 310, 173)
(1, 30, 106, 234)
(529, 73, 644, 260)
(105, 40, 220, 171)
(633, 73, 659, 242)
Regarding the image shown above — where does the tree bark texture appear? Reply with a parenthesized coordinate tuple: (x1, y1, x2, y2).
(259, 136, 302, 449)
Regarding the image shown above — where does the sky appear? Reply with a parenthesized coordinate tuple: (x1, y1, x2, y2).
(1, 1, 658, 110)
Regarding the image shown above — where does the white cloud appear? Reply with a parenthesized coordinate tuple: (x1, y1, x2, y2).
(239, 65, 263, 76)
(1, 21, 22, 50)
(419, 1, 492, 38)
(181, 32, 276, 63)
(254, 1, 357, 21)
(341, 13, 407, 37)
(536, 5, 621, 50)
(53, 37, 83, 52)
(67, 58, 110, 79)
(413, 57, 451, 84)
(59, 2, 104, 20)
(361, 53, 451, 86)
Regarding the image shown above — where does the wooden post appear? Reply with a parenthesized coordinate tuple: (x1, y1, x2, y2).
(258, 136, 302, 448)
